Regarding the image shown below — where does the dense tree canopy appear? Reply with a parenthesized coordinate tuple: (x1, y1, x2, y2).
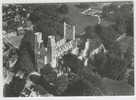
(101, 3, 133, 36)
(3, 2, 134, 97)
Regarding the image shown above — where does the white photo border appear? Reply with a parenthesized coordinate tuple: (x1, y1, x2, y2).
(0, 0, 135, 100)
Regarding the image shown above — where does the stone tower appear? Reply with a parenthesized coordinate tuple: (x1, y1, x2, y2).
(47, 35, 57, 68)
(64, 22, 76, 41)
(34, 32, 44, 72)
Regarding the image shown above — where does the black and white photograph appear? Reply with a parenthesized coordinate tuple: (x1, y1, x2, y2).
(2, 1, 134, 97)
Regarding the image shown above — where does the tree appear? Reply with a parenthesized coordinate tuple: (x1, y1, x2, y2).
(101, 3, 133, 36)
(94, 24, 119, 52)
(75, 3, 90, 10)
(27, 4, 65, 46)
(102, 3, 118, 20)
(128, 71, 134, 86)
(57, 4, 69, 14)
(3, 4, 31, 32)
(92, 51, 127, 80)
(84, 26, 98, 39)
(13, 30, 36, 74)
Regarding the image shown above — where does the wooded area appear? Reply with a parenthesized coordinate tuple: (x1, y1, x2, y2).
(3, 2, 134, 96)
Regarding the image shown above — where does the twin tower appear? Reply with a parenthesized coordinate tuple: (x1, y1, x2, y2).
(34, 22, 76, 70)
